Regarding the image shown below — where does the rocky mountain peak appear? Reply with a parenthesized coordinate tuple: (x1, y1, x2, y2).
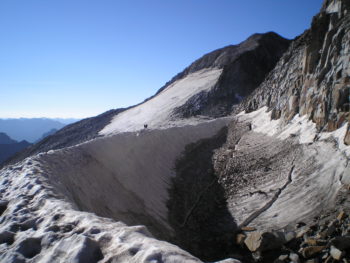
(156, 32, 290, 96)
(171, 32, 291, 118)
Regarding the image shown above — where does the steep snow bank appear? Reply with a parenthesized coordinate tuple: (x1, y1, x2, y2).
(0, 160, 201, 263)
(100, 68, 222, 135)
(0, 118, 232, 262)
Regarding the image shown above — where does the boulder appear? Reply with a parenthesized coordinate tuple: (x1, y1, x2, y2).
(289, 252, 300, 263)
(244, 232, 283, 252)
(330, 245, 344, 260)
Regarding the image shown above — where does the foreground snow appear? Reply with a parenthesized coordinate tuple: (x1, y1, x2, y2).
(0, 118, 233, 263)
(0, 160, 201, 263)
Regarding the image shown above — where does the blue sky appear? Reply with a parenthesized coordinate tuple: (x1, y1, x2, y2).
(0, 0, 322, 118)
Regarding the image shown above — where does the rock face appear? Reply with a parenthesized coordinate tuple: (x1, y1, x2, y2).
(238, 0, 350, 142)
(172, 32, 290, 118)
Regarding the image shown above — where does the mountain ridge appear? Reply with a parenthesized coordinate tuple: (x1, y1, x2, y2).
(3, 31, 290, 167)
(0, 118, 75, 143)
(0, 132, 31, 164)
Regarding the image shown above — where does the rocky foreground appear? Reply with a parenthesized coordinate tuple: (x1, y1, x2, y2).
(237, 209, 350, 263)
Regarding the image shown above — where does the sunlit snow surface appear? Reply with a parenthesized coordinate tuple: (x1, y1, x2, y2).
(100, 68, 223, 135)
(238, 106, 350, 157)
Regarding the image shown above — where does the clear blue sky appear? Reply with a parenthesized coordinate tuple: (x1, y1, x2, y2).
(0, 0, 322, 118)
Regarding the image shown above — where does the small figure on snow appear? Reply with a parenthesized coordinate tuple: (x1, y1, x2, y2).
(144, 124, 148, 129)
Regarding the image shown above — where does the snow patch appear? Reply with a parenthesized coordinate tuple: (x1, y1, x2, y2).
(238, 106, 349, 153)
(319, 123, 350, 157)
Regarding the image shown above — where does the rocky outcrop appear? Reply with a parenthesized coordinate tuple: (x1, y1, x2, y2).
(238, 0, 350, 144)
(234, 210, 350, 262)
(172, 32, 290, 117)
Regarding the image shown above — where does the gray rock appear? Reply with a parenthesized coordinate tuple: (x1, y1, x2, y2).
(282, 231, 296, 243)
(278, 254, 289, 261)
(0, 230, 15, 245)
(17, 237, 42, 258)
(289, 253, 300, 263)
(330, 245, 344, 260)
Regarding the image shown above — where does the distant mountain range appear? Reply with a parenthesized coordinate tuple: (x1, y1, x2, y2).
(0, 132, 31, 164)
(0, 132, 17, 144)
(0, 118, 79, 143)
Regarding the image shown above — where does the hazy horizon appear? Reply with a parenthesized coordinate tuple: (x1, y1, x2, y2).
(0, 0, 322, 118)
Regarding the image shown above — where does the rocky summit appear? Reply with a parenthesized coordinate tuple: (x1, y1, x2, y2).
(0, 0, 349, 262)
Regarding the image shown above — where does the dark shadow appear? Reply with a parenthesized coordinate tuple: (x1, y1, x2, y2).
(167, 127, 241, 262)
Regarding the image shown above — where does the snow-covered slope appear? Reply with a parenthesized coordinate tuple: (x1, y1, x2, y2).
(100, 68, 222, 135)
(0, 159, 202, 263)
